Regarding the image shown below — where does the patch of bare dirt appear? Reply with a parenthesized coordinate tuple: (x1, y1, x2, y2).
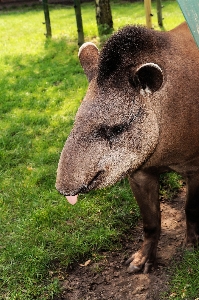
(55, 188, 186, 300)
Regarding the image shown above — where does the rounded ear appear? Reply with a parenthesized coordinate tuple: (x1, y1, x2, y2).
(78, 42, 99, 82)
(131, 63, 163, 93)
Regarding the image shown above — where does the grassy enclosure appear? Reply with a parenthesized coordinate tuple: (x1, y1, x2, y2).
(1, 1, 199, 299)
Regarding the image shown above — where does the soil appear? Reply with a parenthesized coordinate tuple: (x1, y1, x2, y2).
(54, 188, 186, 300)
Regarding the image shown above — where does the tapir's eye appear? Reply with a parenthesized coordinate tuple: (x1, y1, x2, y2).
(111, 124, 125, 136)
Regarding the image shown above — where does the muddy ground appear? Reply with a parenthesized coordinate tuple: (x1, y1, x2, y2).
(55, 188, 186, 300)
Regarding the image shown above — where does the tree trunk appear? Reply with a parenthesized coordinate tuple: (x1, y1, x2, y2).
(74, 0, 84, 46)
(95, 0, 113, 35)
(144, 0, 152, 29)
(156, 0, 163, 27)
(42, 0, 52, 37)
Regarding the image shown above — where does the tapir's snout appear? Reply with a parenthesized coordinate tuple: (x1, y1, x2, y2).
(56, 148, 106, 204)
(55, 124, 109, 200)
(56, 169, 105, 197)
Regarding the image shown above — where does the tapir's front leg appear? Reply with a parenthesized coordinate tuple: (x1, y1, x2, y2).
(127, 170, 160, 273)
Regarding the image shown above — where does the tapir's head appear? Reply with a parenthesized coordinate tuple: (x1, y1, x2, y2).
(56, 26, 167, 204)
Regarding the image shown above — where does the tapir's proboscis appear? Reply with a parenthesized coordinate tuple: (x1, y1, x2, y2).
(56, 22, 199, 274)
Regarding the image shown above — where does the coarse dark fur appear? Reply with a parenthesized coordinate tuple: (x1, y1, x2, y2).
(98, 25, 168, 84)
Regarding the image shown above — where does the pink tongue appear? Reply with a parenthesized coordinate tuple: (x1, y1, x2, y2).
(66, 195, 78, 205)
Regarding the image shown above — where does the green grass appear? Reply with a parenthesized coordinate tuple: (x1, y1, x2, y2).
(0, 1, 190, 299)
(163, 250, 199, 300)
(160, 172, 182, 200)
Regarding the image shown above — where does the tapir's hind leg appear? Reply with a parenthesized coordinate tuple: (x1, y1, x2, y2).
(127, 170, 160, 274)
(185, 174, 199, 247)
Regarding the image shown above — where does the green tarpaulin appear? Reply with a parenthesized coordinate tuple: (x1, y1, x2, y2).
(177, 0, 199, 48)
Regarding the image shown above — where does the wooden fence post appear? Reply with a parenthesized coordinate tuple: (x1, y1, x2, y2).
(74, 0, 84, 46)
(42, 0, 52, 37)
(144, 0, 152, 29)
(156, 0, 163, 27)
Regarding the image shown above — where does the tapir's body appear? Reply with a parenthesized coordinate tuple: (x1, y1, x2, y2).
(56, 23, 199, 273)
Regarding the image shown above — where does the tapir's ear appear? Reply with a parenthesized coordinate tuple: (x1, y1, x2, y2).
(78, 42, 99, 82)
(131, 63, 163, 93)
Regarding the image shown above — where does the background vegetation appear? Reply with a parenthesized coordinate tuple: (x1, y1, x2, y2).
(1, 1, 199, 299)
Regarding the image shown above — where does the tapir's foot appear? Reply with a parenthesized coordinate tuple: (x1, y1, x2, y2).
(184, 223, 199, 249)
(126, 249, 155, 274)
(184, 234, 199, 250)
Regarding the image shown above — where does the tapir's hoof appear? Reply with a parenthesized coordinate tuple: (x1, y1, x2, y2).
(183, 242, 195, 251)
(127, 264, 142, 274)
(143, 262, 153, 274)
(127, 261, 153, 274)
(125, 255, 153, 274)
(125, 255, 142, 274)
(183, 234, 199, 250)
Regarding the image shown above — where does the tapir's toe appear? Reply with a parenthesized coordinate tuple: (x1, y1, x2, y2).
(143, 262, 153, 274)
(127, 264, 142, 274)
(184, 228, 199, 249)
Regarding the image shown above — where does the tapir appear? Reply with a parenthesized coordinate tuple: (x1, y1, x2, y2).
(56, 22, 199, 274)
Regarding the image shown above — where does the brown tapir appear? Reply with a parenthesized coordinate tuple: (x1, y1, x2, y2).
(56, 22, 199, 274)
